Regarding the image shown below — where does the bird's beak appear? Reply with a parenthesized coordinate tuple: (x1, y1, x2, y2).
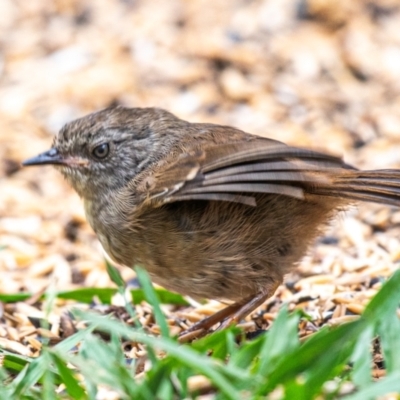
(22, 148, 88, 168)
(22, 148, 67, 167)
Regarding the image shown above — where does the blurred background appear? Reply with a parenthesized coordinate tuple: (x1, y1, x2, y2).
(1, 0, 400, 301)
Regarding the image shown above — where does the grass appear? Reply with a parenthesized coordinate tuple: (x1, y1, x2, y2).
(1, 264, 400, 399)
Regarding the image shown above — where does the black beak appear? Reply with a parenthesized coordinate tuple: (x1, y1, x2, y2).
(22, 148, 65, 167)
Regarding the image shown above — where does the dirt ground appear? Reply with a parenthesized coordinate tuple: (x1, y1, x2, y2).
(1, 0, 400, 364)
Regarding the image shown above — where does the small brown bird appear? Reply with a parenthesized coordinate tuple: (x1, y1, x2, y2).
(23, 106, 400, 337)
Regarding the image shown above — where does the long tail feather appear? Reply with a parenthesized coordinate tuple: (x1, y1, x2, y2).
(314, 169, 400, 206)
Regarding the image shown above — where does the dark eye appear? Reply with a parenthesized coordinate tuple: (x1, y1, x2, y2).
(92, 143, 110, 159)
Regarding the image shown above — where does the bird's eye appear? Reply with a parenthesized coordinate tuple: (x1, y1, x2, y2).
(92, 143, 110, 159)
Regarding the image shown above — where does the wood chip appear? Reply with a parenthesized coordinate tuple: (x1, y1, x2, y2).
(188, 375, 213, 393)
(1, 0, 399, 385)
(0, 338, 32, 356)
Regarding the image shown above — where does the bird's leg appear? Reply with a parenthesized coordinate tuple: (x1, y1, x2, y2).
(217, 287, 278, 330)
(179, 282, 280, 341)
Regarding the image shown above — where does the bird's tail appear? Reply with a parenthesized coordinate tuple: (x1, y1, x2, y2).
(313, 169, 400, 207)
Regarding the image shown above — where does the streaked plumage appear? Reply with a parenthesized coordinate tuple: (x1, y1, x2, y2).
(23, 106, 400, 336)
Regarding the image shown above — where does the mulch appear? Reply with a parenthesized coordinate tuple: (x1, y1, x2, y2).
(1, 0, 400, 385)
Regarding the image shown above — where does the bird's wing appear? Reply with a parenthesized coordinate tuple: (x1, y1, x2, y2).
(137, 139, 352, 207)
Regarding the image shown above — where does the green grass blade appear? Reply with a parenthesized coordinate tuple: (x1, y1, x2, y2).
(41, 352, 56, 400)
(256, 306, 300, 376)
(257, 319, 364, 394)
(363, 269, 400, 322)
(350, 326, 373, 389)
(73, 309, 246, 399)
(51, 352, 87, 400)
(191, 327, 240, 360)
(10, 355, 49, 397)
(0, 287, 187, 305)
(344, 371, 400, 400)
(0, 293, 31, 302)
(228, 334, 265, 371)
(135, 266, 170, 338)
(0, 351, 32, 374)
(105, 260, 126, 288)
(377, 317, 400, 373)
(54, 324, 97, 353)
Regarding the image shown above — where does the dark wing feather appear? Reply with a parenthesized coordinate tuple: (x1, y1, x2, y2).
(136, 138, 400, 208)
(142, 140, 350, 207)
(201, 143, 349, 173)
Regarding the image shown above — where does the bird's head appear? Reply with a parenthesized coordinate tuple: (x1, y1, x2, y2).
(23, 106, 183, 198)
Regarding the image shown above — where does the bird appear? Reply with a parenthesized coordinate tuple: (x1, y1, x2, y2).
(22, 106, 400, 338)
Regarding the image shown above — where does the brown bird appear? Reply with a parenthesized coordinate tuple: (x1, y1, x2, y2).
(23, 106, 400, 338)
